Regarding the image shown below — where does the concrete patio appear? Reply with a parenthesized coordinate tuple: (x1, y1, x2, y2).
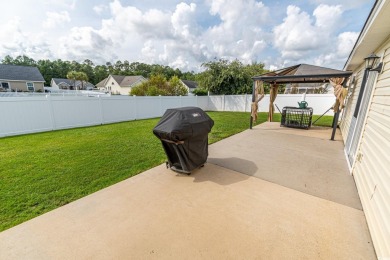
(0, 122, 376, 259)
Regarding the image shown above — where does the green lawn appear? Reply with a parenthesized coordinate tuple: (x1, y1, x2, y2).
(311, 114, 334, 127)
(0, 112, 259, 231)
(0, 111, 333, 232)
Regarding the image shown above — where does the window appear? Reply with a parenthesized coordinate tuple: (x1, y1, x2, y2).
(1, 82, 10, 90)
(26, 82, 35, 92)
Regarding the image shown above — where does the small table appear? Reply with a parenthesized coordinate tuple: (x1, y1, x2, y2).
(281, 106, 313, 129)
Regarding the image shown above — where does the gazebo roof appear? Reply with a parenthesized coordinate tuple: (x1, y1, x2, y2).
(252, 64, 352, 84)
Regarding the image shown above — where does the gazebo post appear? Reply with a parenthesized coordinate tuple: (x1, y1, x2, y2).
(330, 112, 339, 141)
(250, 81, 256, 129)
(330, 78, 349, 140)
(251, 64, 352, 136)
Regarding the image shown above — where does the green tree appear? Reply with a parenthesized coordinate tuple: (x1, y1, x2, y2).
(1, 55, 15, 64)
(122, 60, 131, 74)
(131, 74, 188, 96)
(37, 59, 54, 85)
(76, 71, 89, 90)
(53, 59, 72, 79)
(66, 71, 89, 90)
(70, 60, 81, 71)
(168, 75, 188, 96)
(192, 88, 208, 96)
(2, 55, 36, 67)
(66, 71, 78, 90)
(81, 59, 95, 84)
(114, 60, 123, 74)
(106, 62, 115, 74)
(181, 71, 196, 80)
(93, 65, 109, 84)
(15, 55, 36, 66)
(1, 54, 191, 90)
(197, 59, 267, 95)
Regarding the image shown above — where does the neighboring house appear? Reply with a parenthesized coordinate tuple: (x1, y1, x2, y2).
(181, 80, 198, 95)
(95, 77, 108, 90)
(0, 64, 45, 92)
(50, 78, 95, 90)
(284, 83, 333, 94)
(96, 75, 146, 95)
(341, 0, 390, 258)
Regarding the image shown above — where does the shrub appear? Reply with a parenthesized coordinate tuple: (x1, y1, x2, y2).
(131, 74, 188, 96)
(192, 88, 208, 96)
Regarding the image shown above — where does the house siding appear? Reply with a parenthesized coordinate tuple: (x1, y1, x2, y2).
(106, 76, 127, 95)
(50, 79, 60, 90)
(99, 75, 146, 95)
(106, 76, 120, 95)
(343, 38, 390, 258)
(5, 81, 44, 92)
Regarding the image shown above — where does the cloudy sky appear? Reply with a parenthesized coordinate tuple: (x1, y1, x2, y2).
(0, 0, 373, 71)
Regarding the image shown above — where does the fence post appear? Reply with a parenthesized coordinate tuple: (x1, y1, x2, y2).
(223, 95, 225, 111)
(133, 95, 137, 120)
(159, 95, 163, 116)
(244, 94, 247, 112)
(98, 95, 104, 124)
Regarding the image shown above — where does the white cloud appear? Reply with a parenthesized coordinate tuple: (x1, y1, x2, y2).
(93, 4, 107, 15)
(58, 0, 173, 63)
(337, 31, 359, 56)
(104, 0, 172, 39)
(58, 0, 269, 70)
(0, 17, 53, 59)
(309, 0, 369, 9)
(0, 0, 368, 71)
(171, 3, 198, 39)
(44, 0, 76, 10)
(314, 31, 359, 68)
(58, 27, 115, 63)
(168, 55, 191, 71)
(141, 40, 158, 63)
(274, 6, 324, 59)
(150, 0, 271, 70)
(273, 4, 350, 68)
(313, 4, 342, 31)
(203, 0, 269, 62)
(43, 11, 71, 29)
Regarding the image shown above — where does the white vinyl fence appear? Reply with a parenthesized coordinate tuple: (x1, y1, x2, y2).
(0, 94, 335, 137)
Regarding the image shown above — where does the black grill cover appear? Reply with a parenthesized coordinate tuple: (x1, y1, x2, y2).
(153, 107, 214, 173)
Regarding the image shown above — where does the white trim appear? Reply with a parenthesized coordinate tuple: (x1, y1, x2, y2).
(350, 54, 383, 174)
(343, 0, 386, 70)
(344, 148, 353, 174)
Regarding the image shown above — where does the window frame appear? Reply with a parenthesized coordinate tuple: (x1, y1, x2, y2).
(1, 82, 10, 90)
(26, 82, 35, 92)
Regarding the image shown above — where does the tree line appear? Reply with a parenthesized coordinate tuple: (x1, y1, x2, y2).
(1, 55, 194, 86)
(1, 55, 272, 95)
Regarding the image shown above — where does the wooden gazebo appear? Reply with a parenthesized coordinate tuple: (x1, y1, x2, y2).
(250, 64, 352, 140)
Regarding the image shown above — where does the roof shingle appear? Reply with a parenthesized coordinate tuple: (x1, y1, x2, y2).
(181, 80, 198, 89)
(0, 64, 45, 82)
(52, 78, 95, 89)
